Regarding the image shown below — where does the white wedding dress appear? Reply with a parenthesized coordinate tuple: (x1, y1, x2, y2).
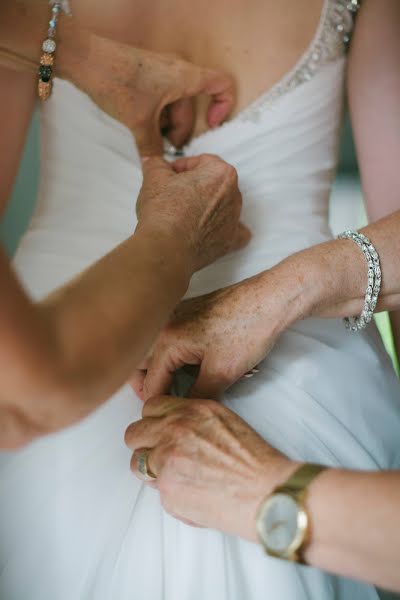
(1, 1, 400, 598)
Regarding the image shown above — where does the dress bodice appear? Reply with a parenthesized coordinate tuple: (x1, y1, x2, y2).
(21, 0, 360, 299)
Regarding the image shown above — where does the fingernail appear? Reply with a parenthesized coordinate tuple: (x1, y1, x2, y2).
(142, 157, 150, 164)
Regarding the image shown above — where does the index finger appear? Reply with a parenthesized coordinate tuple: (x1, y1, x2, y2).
(142, 395, 188, 418)
(172, 153, 222, 173)
(200, 70, 236, 128)
(134, 119, 165, 159)
(124, 416, 166, 450)
(182, 68, 235, 129)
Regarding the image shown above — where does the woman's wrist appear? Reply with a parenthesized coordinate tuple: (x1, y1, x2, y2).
(267, 239, 368, 324)
(54, 17, 91, 81)
(0, 0, 89, 80)
(133, 224, 194, 290)
(259, 214, 400, 327)
(253, 253, 322, 335)
(305, 238, 370, 319)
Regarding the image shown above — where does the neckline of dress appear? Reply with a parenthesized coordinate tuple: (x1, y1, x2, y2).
(185, 0, 329, 150)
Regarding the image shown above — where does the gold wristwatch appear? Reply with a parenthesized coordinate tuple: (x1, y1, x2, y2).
(256, 463, 327, 564)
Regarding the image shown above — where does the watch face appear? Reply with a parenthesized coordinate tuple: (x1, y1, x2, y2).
(258, 493, 307, 555)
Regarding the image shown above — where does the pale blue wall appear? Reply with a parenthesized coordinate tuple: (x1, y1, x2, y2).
(0, 114, 39, 256)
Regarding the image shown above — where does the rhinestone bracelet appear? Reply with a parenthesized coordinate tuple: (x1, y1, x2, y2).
(37, 1, 72, 101)
(338, 230, 382, 331)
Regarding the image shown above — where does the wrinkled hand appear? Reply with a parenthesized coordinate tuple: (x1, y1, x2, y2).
(74, 35, 235, 156)
(133, 273, 285, 401)
(125, 395, 295, 540)
(136, 155, 251, 273)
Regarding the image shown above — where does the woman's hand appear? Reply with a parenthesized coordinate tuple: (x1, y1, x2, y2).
(70, 35, 235, 156)
(132, 271, 297, 401)
(125, 395, 296, 541)
(0, 3, 234, 156)
(134, 215, 400, 401)
(136, 155, 251, 273)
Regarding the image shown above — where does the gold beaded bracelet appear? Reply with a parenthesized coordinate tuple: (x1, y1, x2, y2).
(38, 1, 71, 101)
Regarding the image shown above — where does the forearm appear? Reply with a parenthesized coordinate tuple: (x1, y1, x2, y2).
(4, 0, 143, 45)
(259, 211, 400, 331)
(0, 1, 145, 133)
(304, 468, 400, 591)
(41, 228, 191, 400)
(0, 1, 72, 71)
(0, 229, 190, 447)
(310, 212, 400, 318)
(0, 1, 94, 84)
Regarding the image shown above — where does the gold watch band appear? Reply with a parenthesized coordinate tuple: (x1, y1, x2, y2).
(276, 463, 327, 496)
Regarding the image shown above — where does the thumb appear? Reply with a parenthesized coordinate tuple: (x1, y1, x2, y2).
(134, 120, 164, 159)
(141, 156, 174, 178)
(188, 360, 227, 401)
(229, 223, 252, 253)
(184, 67, 235, 128)
(200, 70, 235, 128)
(137, 156, 175, 218)
(143, 342, 204, 401)
(172, 153, 221, 173)
(167, 97, 195, 148)
(130, 369, 147, 401)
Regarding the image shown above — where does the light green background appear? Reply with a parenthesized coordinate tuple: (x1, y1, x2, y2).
(0, 113, 40, 256)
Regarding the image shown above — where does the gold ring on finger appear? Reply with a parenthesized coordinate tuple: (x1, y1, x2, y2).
(137, 448, 157, 481)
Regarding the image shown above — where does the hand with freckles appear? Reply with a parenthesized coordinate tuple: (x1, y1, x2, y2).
(125, 395, 296, 540)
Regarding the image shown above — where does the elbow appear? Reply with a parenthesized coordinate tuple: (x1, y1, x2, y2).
(0, 362, 85, 450)
(0, 381, 85, 450)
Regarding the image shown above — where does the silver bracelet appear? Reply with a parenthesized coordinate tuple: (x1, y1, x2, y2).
(337, 230, 382, 331)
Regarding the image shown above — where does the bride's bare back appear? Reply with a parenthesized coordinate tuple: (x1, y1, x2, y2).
(89, 0, 324, 137)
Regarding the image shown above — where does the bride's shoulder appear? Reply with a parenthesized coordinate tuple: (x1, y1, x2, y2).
(349, 0, 400, 52)
(350, 0, 400, 36)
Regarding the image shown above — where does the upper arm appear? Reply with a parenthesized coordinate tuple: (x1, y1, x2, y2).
(0, 245, 64, 447)
(347, 0, 400, 221)
(0, 66, 36, 216)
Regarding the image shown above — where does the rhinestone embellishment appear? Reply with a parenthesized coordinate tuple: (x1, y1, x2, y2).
(42, 39, 56, 54)
(49, 0, 72, 16)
